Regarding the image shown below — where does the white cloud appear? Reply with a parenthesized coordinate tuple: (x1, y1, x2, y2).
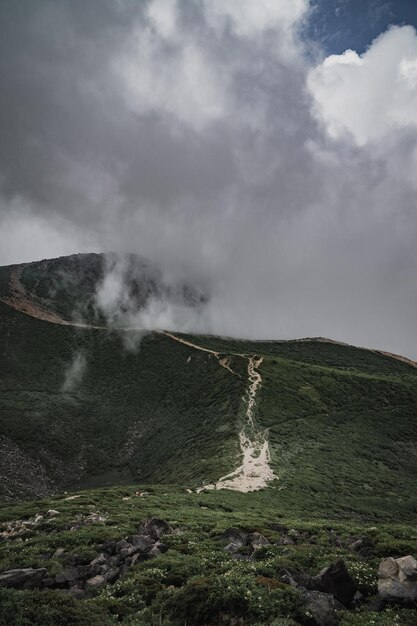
(308, 25, 417, 145)
(146, 0, 178, 40)
(115, 29, 228, 130)
(204, 0, 308, 37)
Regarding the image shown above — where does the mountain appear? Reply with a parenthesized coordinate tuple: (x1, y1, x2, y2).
(1, 253, 417, 519)
(2, 254, 417, 625)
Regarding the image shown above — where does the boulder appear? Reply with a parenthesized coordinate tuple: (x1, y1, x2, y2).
(148, 545, 161, 558)
(224, 542, 242, 554)
(119, 545, 138, 560)
(105, 568, 120, 583)
(86, 575, 106, 590)
(129, 535, 155, 552)
(138, 518, 173, 540)
(60, 567, 80, 583)
(249, 532, 269, 548)
(378, 555, 417, 602)
(115, 539, 130, 553)
(108, 555, 121, 567)
(90, 552, 108, 566)
(0, 568, 46, 589)
(282, 536, 295, 545)
(220, 528, 249, 547)
(310, 559, 357, 607)
(47, 510, 60, 518)
(303, 590, 342, 626)
(53, 547, 65, 558)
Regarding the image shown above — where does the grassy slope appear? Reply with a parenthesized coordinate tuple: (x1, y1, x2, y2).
(179, 333, 417, 520)
(1, 296, 417, 520)
(0, 301, 246, 500)
(1, 485, 417, 625)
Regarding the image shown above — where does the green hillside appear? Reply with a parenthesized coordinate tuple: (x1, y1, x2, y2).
(2, 254, 417, 624)
(0, 255, 416, 521)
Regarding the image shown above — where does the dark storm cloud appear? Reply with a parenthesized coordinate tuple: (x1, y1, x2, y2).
(1, 0, 417, 358)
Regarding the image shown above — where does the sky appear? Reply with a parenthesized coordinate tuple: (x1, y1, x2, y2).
(1, 0, 417, 357)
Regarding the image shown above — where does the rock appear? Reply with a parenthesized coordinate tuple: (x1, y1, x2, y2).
(282, 536, 295, 545)
(108, 555, 121, 567)
(138, 518, 173, 540)
(250, 532, 269, 547)
(397, 555, 417, 580)
(115, 539, 130, 553)
(224, 542, 242, 554)
(0, 568, 46, 589)
(303, 590, 342, 626)
(130, 553, 141, 567)
(148, 545, 161, 558)
(90, 552, 108, 566)
(220, 528, 249, 547)
(33, 514, 43, 524)
(53, 548, 65, 558)
(378, 555, 417, 603)
(86, 575, 106, 590)
(47, 510, 60, 518)
(349, 539, 363, 552)
(310, 559, 357, 607)
(99, 564, 110, 575)
(119, 545, 137, 560)
(129, 535, 155, 552)
(54, 573, 69, 587)
(105, 568, 119, 583)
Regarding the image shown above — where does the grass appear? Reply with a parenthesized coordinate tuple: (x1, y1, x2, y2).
(1, 485, 417, 625)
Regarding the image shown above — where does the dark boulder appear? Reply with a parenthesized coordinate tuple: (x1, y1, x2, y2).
(105, 568, 120, 584)
(129, 534, 155, 552)
(302, 590, 342, 626)
(0, 568, 46, 589)
(138, 518, 173, 540)
(249, 532, 269, 548)
(220, 528, 249, 547)
(309, 559, 357, 607)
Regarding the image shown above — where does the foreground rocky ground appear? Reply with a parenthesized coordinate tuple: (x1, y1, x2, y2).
(1, 485, 417, 625)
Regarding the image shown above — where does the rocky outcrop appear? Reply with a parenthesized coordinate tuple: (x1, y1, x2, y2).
(378, 555, 417, 603)
(0, 517, 173, 594)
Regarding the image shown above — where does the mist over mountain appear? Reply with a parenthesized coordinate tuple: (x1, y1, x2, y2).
(1, 1, 417, 358)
